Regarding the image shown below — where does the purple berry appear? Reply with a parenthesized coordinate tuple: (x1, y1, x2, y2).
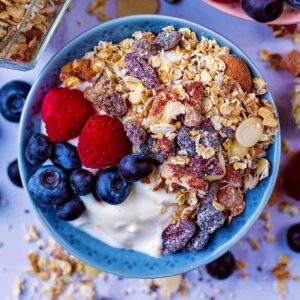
(162, 220, 196, 254)
(287, 223, 300, 253)
(125, 52, 160, 89)
(56, 196, 86, 221)
(206, 252, 236, 280)
(124, 121, 147, 145)
(70, 169, 94, 196)
(241, 0, 284, 23)
(197, 203, 225, 234)
(185, 230, 209, 252)
(118, 153, 153, 182)
(153, 31, 182, 51)
(7, 159, 23, 188)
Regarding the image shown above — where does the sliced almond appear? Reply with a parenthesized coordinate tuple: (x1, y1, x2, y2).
(229, 139, 249, 159)
(236, 117, 263, 148)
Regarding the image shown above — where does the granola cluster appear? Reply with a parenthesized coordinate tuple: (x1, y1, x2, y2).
(60, 27, 278, 253)
(0, 0, 32, 57)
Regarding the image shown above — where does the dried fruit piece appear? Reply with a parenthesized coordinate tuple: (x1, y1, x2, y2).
(133, 38, 157, 60)
(185, 230, 209, 252)
(217, 186, 245, 217)
(101, 92, 128, 117)
(184, 82, 203, 127)
(202, 181, 219, 203)
(189, 157, 224, 179)
(153, 31, 182, 51)
(125, 52, 160, 89)
(283, 152, 300, 201)
(197, 203, 225, 233)
(222, 164, 242, 187)
(199, 121, 221, 149)
(222, 55, 252, 93)
(124, 121, 147, 145)
(236, 117, 264, 148)
(162, 219, 196, 254)
(280, 49, 300, 77)
(177, 126, 197, 156)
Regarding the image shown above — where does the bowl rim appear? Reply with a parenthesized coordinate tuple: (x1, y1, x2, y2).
(202, 0, 300, 25)
(18, 14, 281, 278)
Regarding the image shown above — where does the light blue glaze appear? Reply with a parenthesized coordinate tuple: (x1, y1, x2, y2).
(18, 15, 281, 278)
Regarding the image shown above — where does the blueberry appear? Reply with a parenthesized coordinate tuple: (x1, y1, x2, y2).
(0, 80, 31, 122)
(7, 159, 23, 187)
(206, 252, 236, 280)
(287, 223, 300, 253)
(118, 153, 153, 182)
(241, 0, 284, 23)
(288, 0, 300, 8)
(95, 167, 132, 205)
(70, 169, 94, 196)
(56, 196, 86, 221)
(51, 142, 82, 171)
(164, 0, 182, 3)
(25, 133, 52, 166)
(28, 165, 68, 206)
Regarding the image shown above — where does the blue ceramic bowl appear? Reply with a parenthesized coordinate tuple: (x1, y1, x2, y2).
(19, 15, 281, 278)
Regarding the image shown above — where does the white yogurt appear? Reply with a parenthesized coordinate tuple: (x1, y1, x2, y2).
(41, 122, 176, 257)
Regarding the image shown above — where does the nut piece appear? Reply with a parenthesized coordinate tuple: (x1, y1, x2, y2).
(253, 77, 268, 95)
(236, 117, 264, 148)
(258, 107, 277, 128)
(222, 55, 252, 93)
(280, 49, 300, 77)
(229, 140, 249, 159)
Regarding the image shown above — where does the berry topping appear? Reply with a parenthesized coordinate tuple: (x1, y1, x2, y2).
(206, 252, 236, 280)
(197, 203, 225, 234)
(56, 196, 86, 221)
(70, 169, 94, 196)
(119, 153, 153, 182)
(202, 181, 219, 203)
(162, 219, 196, 254)
(78, 115, 132, 169)
(95, 167, 132, 205)
(7, 159, 23, 188)
(189, 156, 224, 178)
(153, 31, 182, 51)
(241, 0, 284, 24)
(51, 142, 82, 171)
(101, 92, 128, 117)
(125, 52, 160, 89)
(0, 80, 31, 122)
(287, 223, 300, 253)
(42, 88, 95, 142)
(124, 121, 147, 145)
(222, 164, 242, 187)
(283, 152, 300, 201)
(28, 165, 68, 206)
(199, 122, 220, 149)
(25, 133, 52, 166)
(185, 230, 209, 252)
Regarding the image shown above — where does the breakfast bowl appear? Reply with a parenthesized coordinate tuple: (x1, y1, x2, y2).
(202, 0, 300, 25)
(19, 15, 281, 278)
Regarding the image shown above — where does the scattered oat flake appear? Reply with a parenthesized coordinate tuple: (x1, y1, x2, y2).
(247, 237, 261, 250)
(24, 224, 40, 242)
(154, 275, 183, 298)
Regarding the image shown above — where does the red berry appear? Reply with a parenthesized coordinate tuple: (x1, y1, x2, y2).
(283, 152, 300, 201)
(42, 88, 95, 142)
(78, 115, 132, 169)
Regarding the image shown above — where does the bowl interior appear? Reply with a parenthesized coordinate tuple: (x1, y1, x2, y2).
(19, 15, 281, 278)
(202, 0, 300, 25)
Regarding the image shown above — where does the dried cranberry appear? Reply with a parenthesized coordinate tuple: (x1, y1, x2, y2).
(125, 52, 160, 89)
(133, 38, 158, 60)
(283, 152, 300, 201)
(185, 229, 209, 252)
(177, 126, 198, 156)
(124, 121, 147, 145)
(202, 181, 219, 203)
(199, 122, 220, 149)
(101, 92, 127, 117)
(162, 219, 196, 254)
(189, 156, 224, 177)
(222, 164, 242, 187)
(157, 138, 176, 163)
(154, 31, 182, 51)
(197, 203, 225, 234)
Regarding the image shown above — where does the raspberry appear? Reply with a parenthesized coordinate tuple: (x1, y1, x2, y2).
(42, 88, 95, 142)
(78, 115, 132, 169)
